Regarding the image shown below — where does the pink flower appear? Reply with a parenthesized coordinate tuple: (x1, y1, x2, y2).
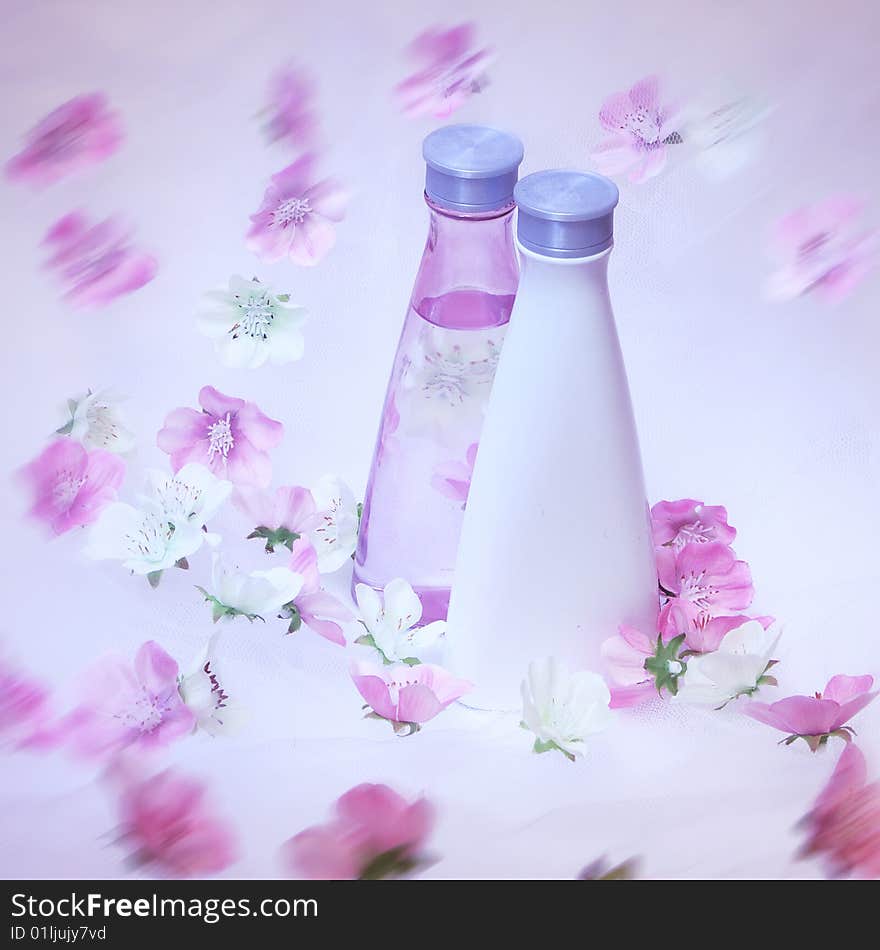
(236, 484, 317, 552)
(799, 744, 880, 878)
(0, 654, 54, 749)
(766, 196, 878, 304)
(6, 93, 122, 187)
(284, 538, 353, 646)
(744, 674, 877, 751)
(263, 66, 317, 149)
(591, 75, 683, 184)
(431, 442, 478, 506)
(652, 498, 736, 585)
(601, 622, 687, 708)
(660, 541, 753, 625)
(19, 438, 125, 535)
(64, 641, 195, 758)
(659, 603, 773, 654)
(43, 212, 157, 309)
(246, 153, 348, 266)
(157, 385, 283, 489)
(351, 661, 471, 732)
(117, 769, 238, 877)
(395, 22, 493, 119)
(284, 783, 434, 880)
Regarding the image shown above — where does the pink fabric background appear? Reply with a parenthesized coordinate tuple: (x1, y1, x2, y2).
(2, 0, 879, 878)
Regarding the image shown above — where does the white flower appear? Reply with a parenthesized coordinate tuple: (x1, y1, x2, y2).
(141, 463, 232, 536)
(85, 464, 232, 578)
(178, 634, 246, 736)
(307, 474, 359, 573)
(85, 503, 206, 575)
(675, 621, 780, 708)
(203, 555, 303, 621)
(521, 657, 613, 760)
(197, 275, 307, 369)
(684, 85, 772, 180)
(399, 324, 504, 443)
(354, 578, 445, 663)
(60, 389, 135, 453)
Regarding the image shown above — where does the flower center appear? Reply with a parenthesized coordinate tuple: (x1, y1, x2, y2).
(207, 413, 235, 460)
(679, 570, 716, 613)
(624, 108, 662, 145)
(53, 471, 85, 510)
(273, 196, 312, 229)
(117, 686, 167, 733)
(232, 292, 275, 340)
(156, 476, 203, 522)
(673, 519, 714, 550)
(85, 399, 121, 448)
(125, 512, 175, 561)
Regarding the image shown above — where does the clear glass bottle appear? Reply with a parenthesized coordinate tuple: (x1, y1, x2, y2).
(354, 125, 523, 623)
(447, 170, 659, 709)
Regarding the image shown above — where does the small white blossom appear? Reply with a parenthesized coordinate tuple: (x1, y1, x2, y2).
(355, 578, 445, 663)
(307, 474, 359, 573)
(178, 635, 246, 736)
(521, 657, 613, 760)
(675, 621, 780, 708)
(60, 389, 135, 453)
(200, 555, 303, 622)
(197, 275, 307, 369)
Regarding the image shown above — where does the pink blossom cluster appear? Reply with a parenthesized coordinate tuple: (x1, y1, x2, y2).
(602, 498, 757, 706)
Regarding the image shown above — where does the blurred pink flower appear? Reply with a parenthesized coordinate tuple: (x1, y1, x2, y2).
(660, 541, 753, 626)
(284, 783, 435, 880)
(744, 674, 877, 751)
(431, 442, 478, 506)
(659, 604, 773, 653)
(6, 93, 122, 187)
(351, 661, 471, 732)
(0, 654, 53, 749)
(118, 769, 238, 877)
(800, 744, 880, 878)
(157, 385, 283, 489)
(263, 66, 317, 148)
(236, 484, 317, 552)
(395, 22, 493, 119)
(19, 438, 125, 536)
(43, 212, 157, 309)
(766, 197, 878, 303)
(246, 154, 348, 266)
(285, 538, 353, 646)
(65, 641, 195, 758)
(591, 75, 683, 184)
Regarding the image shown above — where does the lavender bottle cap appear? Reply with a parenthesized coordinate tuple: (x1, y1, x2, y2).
(515, 169, 620, 258)
(423, 124, 524, 214)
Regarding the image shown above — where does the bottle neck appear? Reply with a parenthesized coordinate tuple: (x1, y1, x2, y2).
(410, 196, 519, 329)
(514, 243, 613, 314)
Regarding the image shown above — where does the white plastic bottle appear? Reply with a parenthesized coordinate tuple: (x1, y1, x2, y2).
(446, 169, 658, 710)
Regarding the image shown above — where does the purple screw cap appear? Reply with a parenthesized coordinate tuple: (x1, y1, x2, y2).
(515, 169, 620, 258)
(423, 124, 524, 214)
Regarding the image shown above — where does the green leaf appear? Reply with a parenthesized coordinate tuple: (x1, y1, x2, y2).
(401, 656, 421, 667)
(55, 420, 75, 436)
(147, 571, 162, 589)
(246, 525, 300, 554)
